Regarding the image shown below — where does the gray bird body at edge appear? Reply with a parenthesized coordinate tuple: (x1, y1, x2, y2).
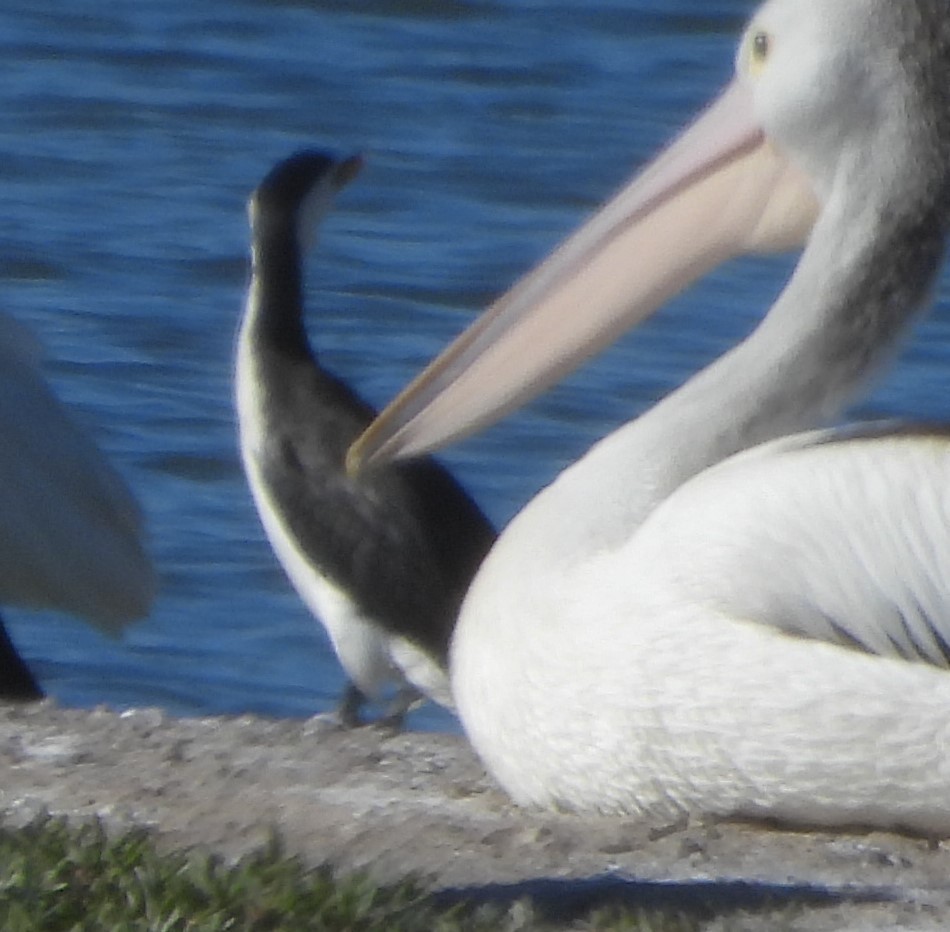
(0, 310, 154, 700)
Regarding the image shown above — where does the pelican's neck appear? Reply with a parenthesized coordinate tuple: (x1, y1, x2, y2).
(522, 170, 946, 566)
(242, 221, 311, 361)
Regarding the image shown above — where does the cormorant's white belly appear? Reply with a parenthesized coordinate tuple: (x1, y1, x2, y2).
(243, 458, 401, 698)
(236, 338, 448, 704)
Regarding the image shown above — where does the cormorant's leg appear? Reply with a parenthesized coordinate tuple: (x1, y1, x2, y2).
(378, 686, 423, 731)
(336, 680, 366, 728)
(0, 611, 43, 701)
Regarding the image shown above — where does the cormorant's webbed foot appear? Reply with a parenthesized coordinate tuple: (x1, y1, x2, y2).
(334, 682, 423, 731)
(377, 686, 423, 732)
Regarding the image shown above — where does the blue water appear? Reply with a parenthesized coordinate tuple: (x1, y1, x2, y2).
(1, 0, 949, 731)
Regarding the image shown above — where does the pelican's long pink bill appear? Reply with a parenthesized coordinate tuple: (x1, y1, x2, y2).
(350, 78, 819, 469)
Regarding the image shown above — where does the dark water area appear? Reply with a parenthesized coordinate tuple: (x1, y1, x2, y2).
(1, 0, 948, 730)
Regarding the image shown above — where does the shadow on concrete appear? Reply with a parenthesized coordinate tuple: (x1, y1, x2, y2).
(432, 874, 894, 924)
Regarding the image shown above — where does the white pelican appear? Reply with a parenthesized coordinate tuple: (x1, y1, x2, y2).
(0, 310, 154, 696)
(236, 151, 494, 726)
(350, 0, 950, 833)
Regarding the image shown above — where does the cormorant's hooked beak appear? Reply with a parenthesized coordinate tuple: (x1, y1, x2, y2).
(333, 153, 364, 190)
(349, 78, 819, 471)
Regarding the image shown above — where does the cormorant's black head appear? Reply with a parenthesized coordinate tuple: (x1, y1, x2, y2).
(249, 149, 362, 251)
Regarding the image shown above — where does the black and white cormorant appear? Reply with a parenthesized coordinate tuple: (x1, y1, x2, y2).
(0, 310, 155, 700)
(235, 150, 495, 726)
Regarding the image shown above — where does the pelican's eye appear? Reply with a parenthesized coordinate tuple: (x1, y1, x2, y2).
(746, 29, 772, 75)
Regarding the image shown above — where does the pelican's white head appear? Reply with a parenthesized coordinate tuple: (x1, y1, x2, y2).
(737, 1, 921, 205)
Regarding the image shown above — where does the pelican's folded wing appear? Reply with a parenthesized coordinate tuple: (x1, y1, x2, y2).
(632, 423, 950, 667)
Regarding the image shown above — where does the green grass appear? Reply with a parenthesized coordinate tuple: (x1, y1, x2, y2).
(0, 816, 486, 932)
(0, 816, 807, 931)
